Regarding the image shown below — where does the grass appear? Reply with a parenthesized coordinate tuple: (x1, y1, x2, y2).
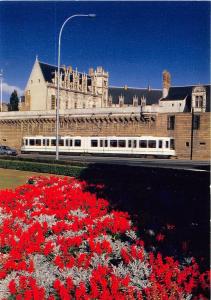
(0, 168, 63, 189)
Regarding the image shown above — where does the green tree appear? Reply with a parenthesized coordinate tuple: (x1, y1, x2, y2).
(9, 90, 19, 111)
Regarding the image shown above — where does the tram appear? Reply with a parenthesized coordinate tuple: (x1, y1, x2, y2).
(21, 136, 176, 158)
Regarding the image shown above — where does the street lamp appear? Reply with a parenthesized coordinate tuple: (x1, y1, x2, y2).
(56, 14, 96, 160)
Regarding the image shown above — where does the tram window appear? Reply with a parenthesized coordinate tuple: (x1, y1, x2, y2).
(148, 140, 156, 148)
(139, 140, 147, 148)
(133, 140, 137, 148)
(25, 139, 28, 146)
(91, 140, 98, 147)
(29, 139, 35, 146)
(51, 139, 56, 146)
(128, 140, 132, 148)
(100, 140, 103, 147)
(43, 139, 46, 146)
(165, 141, 169, 148)
(159, 140, 163, 148)
(69, 139, 73, 147)
(170, 139, 175, 150)
(74, 139, 81, 147)
(35, 139, 41, 146)
(118, 140, 126, 147)
(105, 140, 108, 147)
(59, 139, 64, 146)
(110, 140, 117, 147)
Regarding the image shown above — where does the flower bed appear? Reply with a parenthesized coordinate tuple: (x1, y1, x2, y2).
(0, 176, 209, 299)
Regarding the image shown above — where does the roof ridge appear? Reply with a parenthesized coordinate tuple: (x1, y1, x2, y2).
(109, 86, 162, 91)
(170, 84, 211, 88)
(38, 61, 57, 68)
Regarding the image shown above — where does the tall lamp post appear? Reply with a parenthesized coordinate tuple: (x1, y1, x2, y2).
(56, 14, 96, 161)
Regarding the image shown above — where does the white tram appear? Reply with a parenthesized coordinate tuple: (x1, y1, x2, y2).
(21, 136, 176, 158)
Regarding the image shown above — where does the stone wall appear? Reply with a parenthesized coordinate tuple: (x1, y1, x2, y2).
(0, 111, 210, 160)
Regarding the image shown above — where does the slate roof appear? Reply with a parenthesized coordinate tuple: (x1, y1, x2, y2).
(108, 87, 162, 105)
(38, 61, 92, 85)
(160, 85, 210, 112)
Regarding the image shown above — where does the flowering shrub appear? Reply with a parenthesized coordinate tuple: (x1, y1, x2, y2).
(0, 176, 209, 299)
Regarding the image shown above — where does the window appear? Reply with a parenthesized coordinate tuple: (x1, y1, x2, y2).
(195, 96, 203, 108)
(200, 142, 206, 145)
(59, 139, 64, 146)
(118, 140, 126, 148)
(193, 115, 200, 130)
(159, 140, 163, 148)
(100, 140, 103, 147)
(29, 139, 35, 146)
(139, 140, 147, 148)
(74, 139, 81, 147)
(105, 140, 108, 147)
(128, 140, 137, 148)
(170, 139, 175, 150)
(35, 139, 41, 146)
(110, 140, 117, 147)
(91, 140, 98, 147)
(128, 140, 132, 148)
(167, 115, 175, 130)
(186, 142, 190, 147)
(51, 139, 56, 146)
(51, 95, 56, 110)
(148, 140, 156, 148)
(25, 139, 28, 146)
(165, 141, 169, 148)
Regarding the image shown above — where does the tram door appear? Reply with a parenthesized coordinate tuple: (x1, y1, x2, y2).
(100, 139, 108, 154)
(128, 139, 137, 154)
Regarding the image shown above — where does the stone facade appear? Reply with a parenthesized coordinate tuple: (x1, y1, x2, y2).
(20, 58, 109, 111)
(0, 109, 210, 160)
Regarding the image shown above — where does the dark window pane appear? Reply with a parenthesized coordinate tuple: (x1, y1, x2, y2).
(59, 139, 64, 146)
(29, 139, 35, 146)
(139, 140, 147, 148)
(51, 139, 56, 146)
(133, 140, 137, 148)
(118, 140, 126, 147)
(167, 115, 175, 130)
(105, 140, 108, 147)
(166, 141, 169, 148)
(74, 139, 81, 147)
(148, 140, 156, 148)
(170, 139, 175, 150)
(159, 140, 162, 148)
(110, 140, 117, 147)
(128, 140, 132, 148)
(91, 140, 98, 147)
(100, 140, 103, 147)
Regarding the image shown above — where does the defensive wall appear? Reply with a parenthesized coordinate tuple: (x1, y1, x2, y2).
(0, 108, 210, 160)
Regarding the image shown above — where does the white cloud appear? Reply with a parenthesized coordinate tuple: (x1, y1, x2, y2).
(2, 82, 24, 96)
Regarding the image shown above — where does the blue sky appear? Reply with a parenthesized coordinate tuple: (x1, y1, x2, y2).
(0, 1, 210, 102)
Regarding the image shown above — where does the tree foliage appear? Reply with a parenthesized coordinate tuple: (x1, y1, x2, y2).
(8, 90, 19, 111)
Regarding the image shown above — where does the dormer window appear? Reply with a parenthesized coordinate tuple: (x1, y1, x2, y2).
(195, 96, 203, 108)
(192, 86, 206, 112)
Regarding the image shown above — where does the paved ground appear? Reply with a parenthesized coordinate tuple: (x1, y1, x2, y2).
(19, 153, 210, 172)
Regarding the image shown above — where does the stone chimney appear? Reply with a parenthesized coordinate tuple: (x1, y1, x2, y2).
(162, 70, 171, 98)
